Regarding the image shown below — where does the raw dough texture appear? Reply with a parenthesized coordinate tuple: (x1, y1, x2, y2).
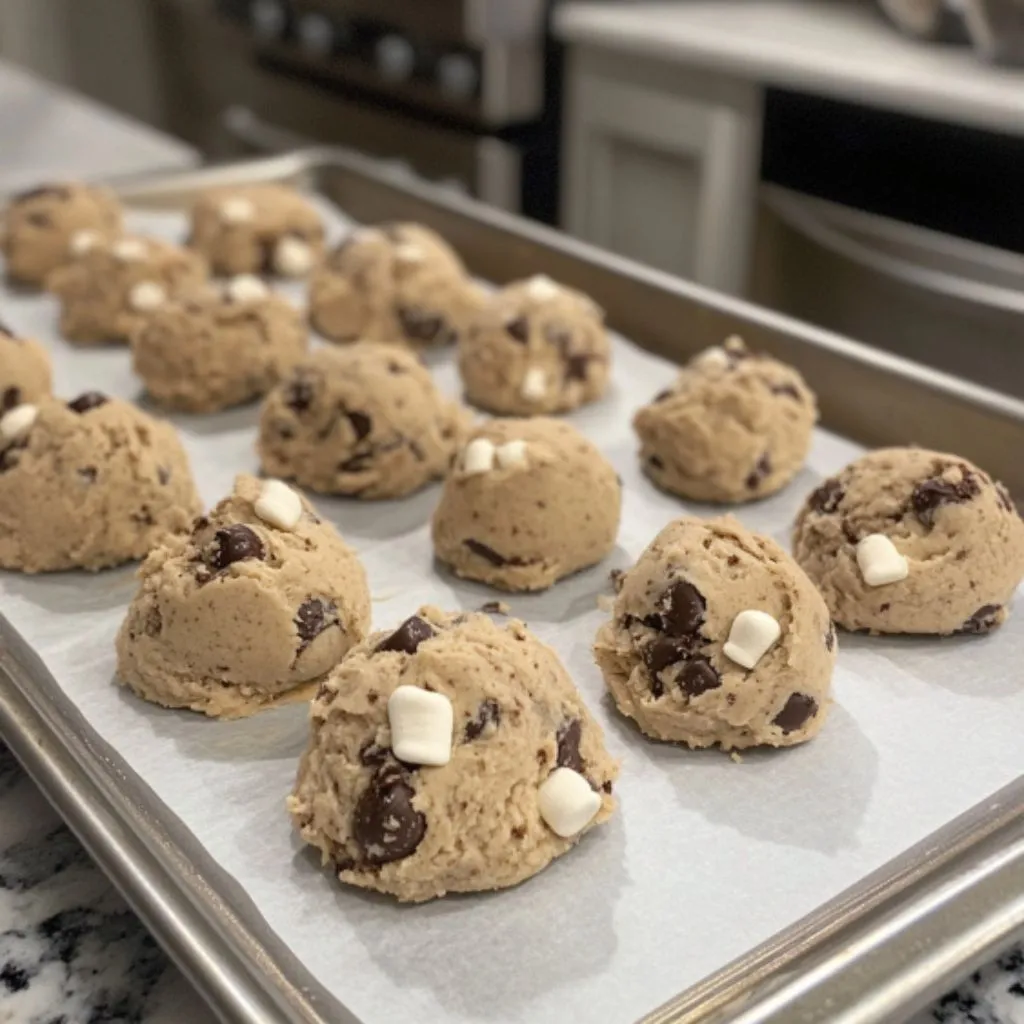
(458, 274, 611, 415)
(0, 322, 51, 411)
(131, 281, 308, 412)
(1, 181, 122, 287)
(308, 222, 484, 347)
(288, 605, 618, 902)
(793, 447, 1024, 635)
(0, 393, 200, 572)
(594, 515, 835, 749)
(48, 235, 208, 345)
(259, 342, 469, 499)
(432, 417, 622, 591)
(116, 474, 371, 717)
(187, 184, 325, 277)
(634, 336, 817, 503)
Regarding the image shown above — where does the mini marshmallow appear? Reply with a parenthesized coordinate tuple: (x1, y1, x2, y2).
(273, 236, 314, 277)
(695, 346, 729, 371)
(128, 281, 167, 312)
(69, 229, 100, 256)
(254, 479, 303, 531)
(387, 685, 453, 766)
(462, 437, 496, 475)
(112, 238, 147, 261)
(0, 403, 38, 441)
(218, 196, 256, 224)
(723, 609, 782, 670)
(226, 274, 269, 303)
(520, 367, 547, 402)
(526, 274, 560, 302)
(538, 767, 601, 838)
(856, 534, 909, 587)
(495, 440, 528, 470)
(394, 243, 425, 264)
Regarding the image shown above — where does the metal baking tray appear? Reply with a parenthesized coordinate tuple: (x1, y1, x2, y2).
(0, 149, 1022, 1024)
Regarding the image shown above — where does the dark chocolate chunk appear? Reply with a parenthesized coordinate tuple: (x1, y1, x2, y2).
(0, 439, 27, 473)
(157, 466, 171, 485)
(68, 391, 109, 414)
(359, 741, 389, 767)
(77, 466, 97, 485)
(207, 524, 265, 571)
(465, 699, 501, 741)
(680, 656, 721, 696)
(397, 306, 449, 344)
(464, 538, 510, 567)
(339, 451, 374, 473)
(556, 719, 584, 774)
(480, 600, 508, 615)
(345, 409, 372, 441)
(825, 624, 836, 652)
(565, 354, 590, 382)
(352, 765, 426, 865)
(773, 694, 818, 733)
(144, 605, 163, 637)
(1, 386, 21, 411)
(659, 580, 706, 637)
(284, 376, 315, 413)
(647, 454, 665, 470)
(770, 382, 802, 400)
(295, 598, 339, 653)
(377, 615, 435, 655)
(609, 568, 625, 593)
(996, 484, 1016, 515)
(810, 478, 845, 514)
(505, 316, 529, 343)
(644, 635, 689, 676)
(911, 468, 981, 528)
(955, 604, 1002, 635)
(746, 452, 772, 490)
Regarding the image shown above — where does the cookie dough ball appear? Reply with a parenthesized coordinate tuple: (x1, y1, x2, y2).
(594, 516, 835, 749)
(259, 342, 469, 499)
(1, 182, 122, 287)
(289, 605, 617, 902)
(188, 184, 325, 278)
(458, 274, 611, 416)
(48, 235, 208, 345)
(0, 322, 51, 411)
(0, 393, 200, 572)
(309, 222, 483, 347)
(793, 448, 1024, 635)
(116, 475, 371, 717)
(131, 276, 307, 412)
(634, 336, 817, 503)
(432, 418, 621, 591)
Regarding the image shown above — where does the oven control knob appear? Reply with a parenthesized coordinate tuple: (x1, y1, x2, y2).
(297, 12, 333, 56)
(437, 53, 478, 99)
(375, 34, 416, 82)
(249, 0, 287, 41)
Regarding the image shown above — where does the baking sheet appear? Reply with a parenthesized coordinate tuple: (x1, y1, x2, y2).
(1, 197, 1022, 1024)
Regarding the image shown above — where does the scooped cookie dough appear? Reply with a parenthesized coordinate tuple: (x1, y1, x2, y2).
(288, 605, 617, 902)
(458, 275, 611, 416)
(308, 222, 484, 347)
(0, 322, 51, 411)
(187, 184, 325, 278)
(634, 336, 817, 503)
(432, 418, 621, 591)
(793, 447, 1024, 635)
(0, 393, 200, 573)
(259, 342, 469, 499)
(1, 181, 122, 287)
(116, 475, 371, 717)
(47, 235, 208, 345)
(594, 516, 835, 749)
(131, 275, 307, 412)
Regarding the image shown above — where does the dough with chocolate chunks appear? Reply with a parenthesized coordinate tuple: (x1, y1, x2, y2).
(458, 274, 611, 415)
(0, 322, 51, 411)
(187, 184, 325, 277)
(633, 336, 817, 503)
(116, 474, 370, 717)
(594, 515, 835, 749)
(1, 181, 122, 287)
(432, 417, 621, 591)
(0, 393, 199, 572)
(793, 447, 1024, 635)
(288, 605, 618, 902)
(258, 341, 470, 499)
(308, 222, 484, 347)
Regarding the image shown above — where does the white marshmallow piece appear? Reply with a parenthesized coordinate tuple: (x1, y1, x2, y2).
(0, 403, 38, 441)
(387, 685, 454, 767)
(218, 196, 256, 224)
(462, 437, 496, 475)
(520, 366, 547, 402)
(226, 274, 269, 303)
(112, 238, 147, 262)
(69, 229, 100, 256)
(723, 609, 782, 670)
(856, 533, 909, 587)
(538, 767, 601, 838)
(254, 479, 303, 532)
(526, 274, 560, 302)
(273, 236, 313, 277)
(128, 281, 167, 312)
(695, 346, 730, 371)
(495, 440, 528, 470)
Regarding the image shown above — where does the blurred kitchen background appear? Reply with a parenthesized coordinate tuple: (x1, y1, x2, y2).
(2, 0, 1023, 394)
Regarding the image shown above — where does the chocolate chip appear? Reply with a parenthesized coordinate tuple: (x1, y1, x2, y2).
(397, 306, 451, 344)
(556, 719, 584, 773)
(144, 605, 163, 637)
(995, 484, 1017, 516)
(773, 694, 818, 733)
(609, 568, 625, 593)
(955, 604, 1002, 635)
(0, 439, 27, 473)
(157, 466, 171, 485)
(207, 524, 265, 571)
(359, 741, 389, 767)
(1, 387, 21, 411)
(377, 615, 435, 655)
(648, 454, 665, 470)
(77, 466, 97, 484)
(345, 410, 372, 441)
(770, 382, 802, 400)
(68, 391, 109, 414)
(464, 538, 509, 567)
(680, 656, 721, 696)
(825, 624, 836, 651)
(653, 388, 674, 403)
(911, 468, 981, 528)
(284, 376, 315, 413)
(644, 635, 689, 676)
(352, 765, 426, 865)
(810, 478, 844, 514)
(465, 699, 501, 741)
(659, 580, 706, 637)
(505, 316, 529, 343)
(339, 451, 374, 473)
(479, 600, 508, 615)
(295, 598, 339, 653)
(566, 354, 590, 382)
(746, 452, 772, 490)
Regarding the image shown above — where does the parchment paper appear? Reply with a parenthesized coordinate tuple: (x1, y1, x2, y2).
(1, 198, 1022, 1024)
